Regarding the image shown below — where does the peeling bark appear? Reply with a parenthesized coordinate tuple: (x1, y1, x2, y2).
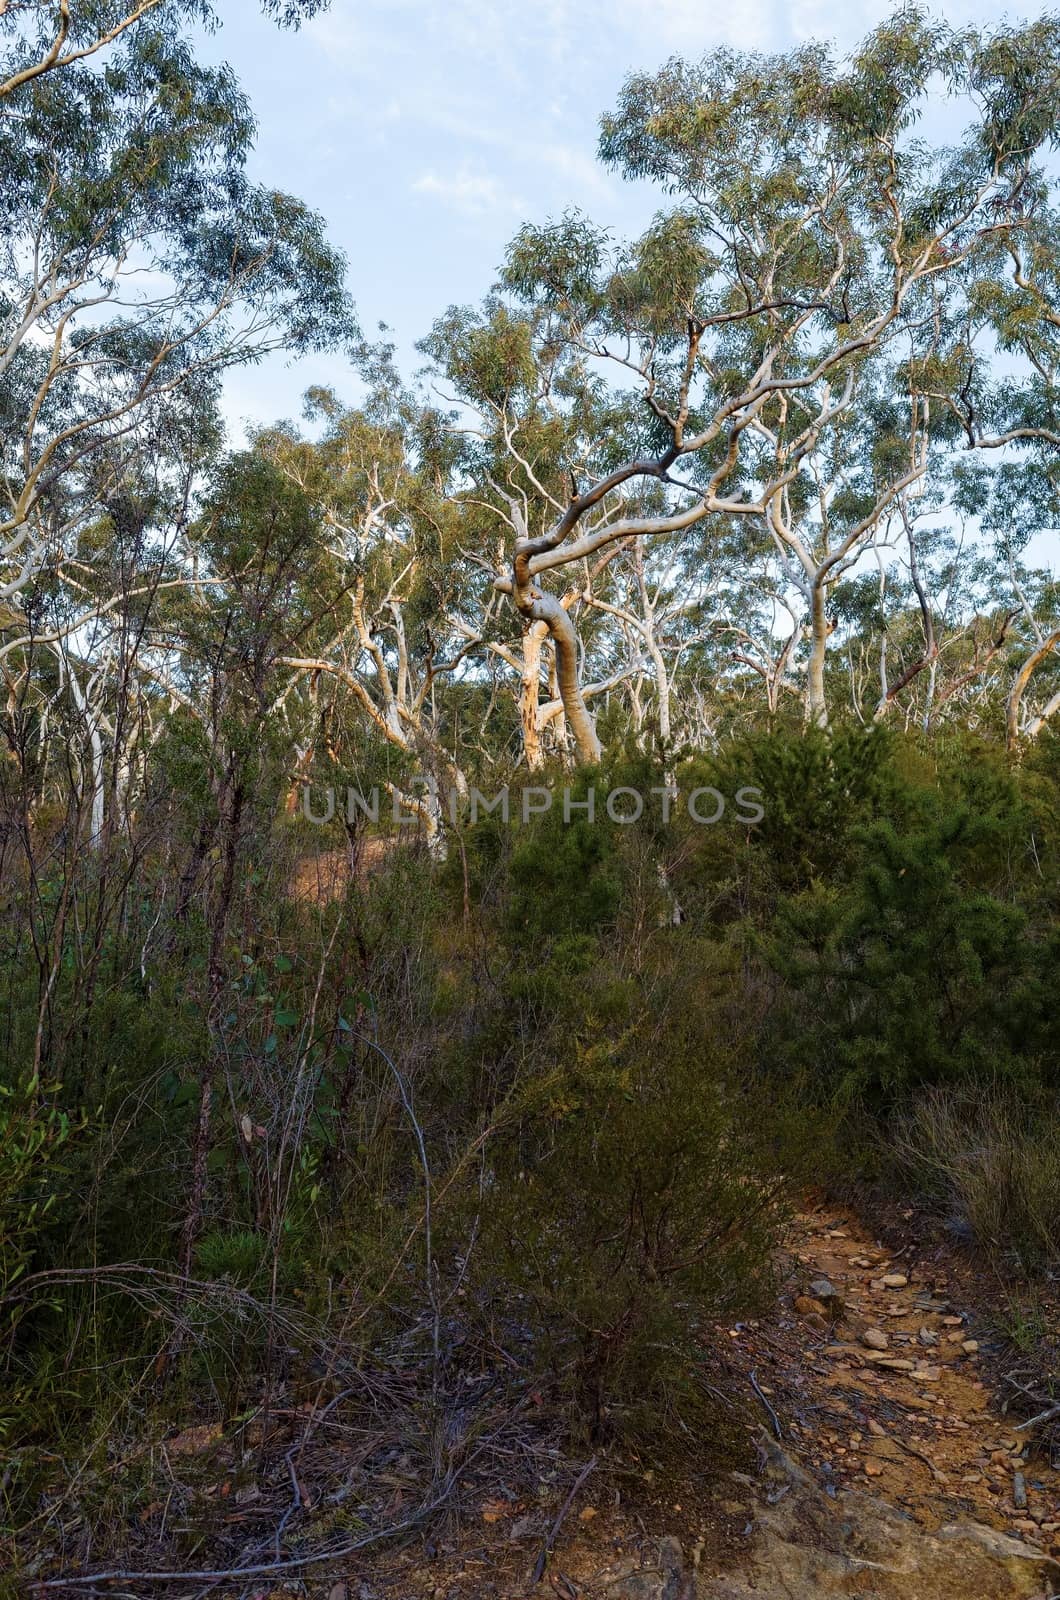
(1007, 628, 1060, 749)
(512, 546, 602, 765)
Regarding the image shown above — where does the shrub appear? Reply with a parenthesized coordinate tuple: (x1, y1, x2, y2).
(447, 936, 789, 1449)
(891, 1088, 1060, 1272)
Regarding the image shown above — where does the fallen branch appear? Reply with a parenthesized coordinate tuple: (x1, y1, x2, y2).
(891, 1433, 947, 1483)
(531, 1455, 598, 1586)
(28, 1488, 456, 1589)
(1015, 1403, 1060, 1432)
(750, 1369, 783, 1439)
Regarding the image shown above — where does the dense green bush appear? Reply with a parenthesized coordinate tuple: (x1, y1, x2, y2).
(1, 723, 1058, 1562)
(442, 926, 788, 1444)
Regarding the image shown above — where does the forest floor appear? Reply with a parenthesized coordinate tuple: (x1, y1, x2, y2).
(327, 1201, 1060, 1600)
(25, 1203, 1060, 1598)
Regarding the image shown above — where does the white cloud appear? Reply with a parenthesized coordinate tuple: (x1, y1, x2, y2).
(608, 0, 779, 53)
(412, 169, 527, 218)
(534, 140, 615, 201)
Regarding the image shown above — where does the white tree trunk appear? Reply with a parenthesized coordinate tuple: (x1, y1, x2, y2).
(806, 583, 831, 729)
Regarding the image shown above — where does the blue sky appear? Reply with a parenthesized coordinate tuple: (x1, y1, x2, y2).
(206, 0, 1046, 436)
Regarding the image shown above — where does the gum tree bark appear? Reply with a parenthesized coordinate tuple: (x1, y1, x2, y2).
(1007, 628, 1060, 748)
(512, 539, 602, 765)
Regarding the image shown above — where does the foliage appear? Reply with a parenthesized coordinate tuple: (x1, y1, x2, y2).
(3, 2, 1060, 1580)
(891, 1088, 1060, 1272)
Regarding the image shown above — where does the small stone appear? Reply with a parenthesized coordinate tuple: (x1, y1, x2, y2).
(942, 1315, 963, 1326)
(810, 1277, 842, 1307)
(1013, 1472, 1027, 1510)
(864, 1460, 884, 1477)
(865, 1354, 915, 1370)
(947, 1330, 965, 1343)
(881, 1273, 908, 1288)
(862, 1328, 889, 1351)
(918, 1326, 939, 1346)
(962, 1339, 979, 1354)
(794, 1295, 828, 1318)
(868, 1419, 887, 1438)
(913, 1365, 942, 1382)
(1012, 1518, 1041, 1537)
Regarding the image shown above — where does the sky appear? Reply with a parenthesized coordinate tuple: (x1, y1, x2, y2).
(205, 0, 1046, 435)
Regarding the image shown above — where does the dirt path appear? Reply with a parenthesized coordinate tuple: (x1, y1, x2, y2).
(52, 1203, 1055, 1597)
(750, 1201, 1060, 1539)
(501, 1202, 1060, 1600)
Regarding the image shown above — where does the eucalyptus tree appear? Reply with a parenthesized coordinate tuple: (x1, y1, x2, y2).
(992, 545, 1059, 749)
(1, 0, 329, 101)
(828, 507, 1025, 731)
(251, 374, 494, 841)
(916, 17, 1060, 743)
(424, 13, 1060, 760)
(950, 449, 1060, 749)
(0, 0, 355, 608)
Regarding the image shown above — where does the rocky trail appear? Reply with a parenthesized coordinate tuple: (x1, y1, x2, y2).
(435, 1202, 1060, 1600)
(690, 1201, 1060, 1599)
(45, 1204, 1058, 1599)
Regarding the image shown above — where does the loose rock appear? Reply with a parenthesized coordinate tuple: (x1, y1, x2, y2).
(794, 1295, 828, 1318)
(809, 1277, 843, 1314)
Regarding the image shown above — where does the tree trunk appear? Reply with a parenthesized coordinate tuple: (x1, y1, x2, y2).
(647, 636, 672, 749)
(520, 621, 546, 771)
(806, 583, 832, 729)
(512, 540, 602, 765)
(1007, 628, 1060, 749)
(1028, 686, 1060, 740)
